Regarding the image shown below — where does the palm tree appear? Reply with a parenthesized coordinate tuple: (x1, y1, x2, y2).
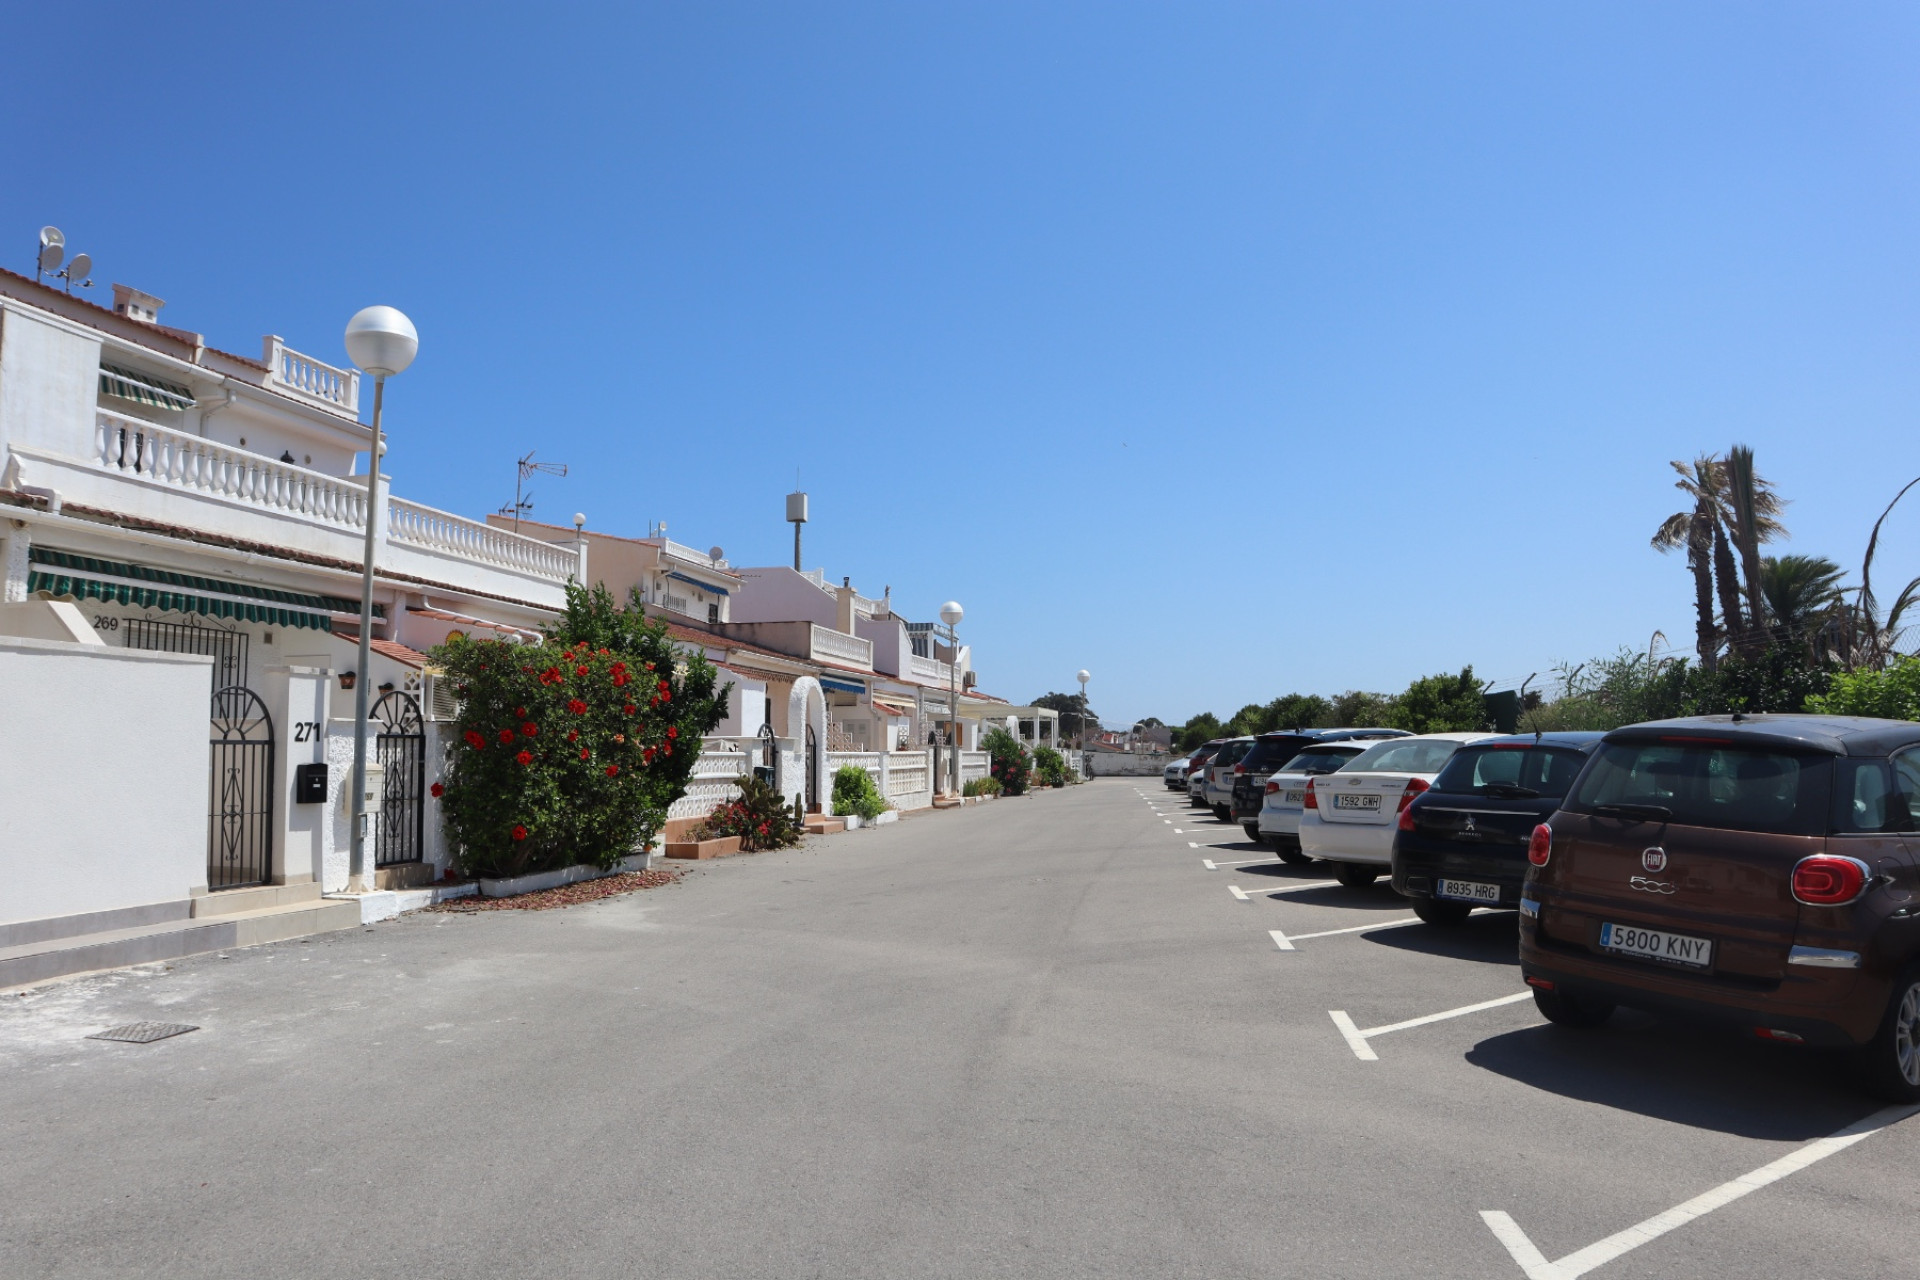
(1760, 554, 1846, 656)
(1718, 445, 1788, 655)
(1840, 475, 1920, 669)
(1652, 456, 1725, 669)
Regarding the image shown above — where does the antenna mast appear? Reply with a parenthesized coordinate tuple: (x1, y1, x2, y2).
(497, 451, 568, 531)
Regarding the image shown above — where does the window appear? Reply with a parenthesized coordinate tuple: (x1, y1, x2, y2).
(1341, 738, 1465, 775)
(1277, 746, 1364, 776)
(1432, 746, 1591, 799)
(1567, 741, 1830, 835)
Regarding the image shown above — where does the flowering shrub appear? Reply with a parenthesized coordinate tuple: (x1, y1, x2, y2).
(1033, 745, 1077, 787)
(689, 775, 804, 851)
(983, 727, 1031, 795)
(832, 764, 889, 821)
(963, 776, 1003, 797)
(432, 583, 728, 878)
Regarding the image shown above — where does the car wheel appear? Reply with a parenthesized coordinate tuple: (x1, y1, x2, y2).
(1412, 897, 1473, 926)
(1854, 965, 1920, 1103)
(1242, 823, 1263, 843)
(1332, 862, 1378, 889)
(1277, 848, 1313, 866)
(1212, 804, 1231, 822)
(1531, 984, 1614, 1030)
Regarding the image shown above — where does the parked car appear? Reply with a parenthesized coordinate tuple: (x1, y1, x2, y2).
(1391, 732, 1605, 924)
(1519, 715, 1920, 1102)
(1256, 740, 1382, 862)
(1300, 733, 1501, 887)
(1187, 741, 1227, 806)
(1203, 737, 1259, 819)
(1231, 728, 1409, 838)
(1164, 748, 1205, 791)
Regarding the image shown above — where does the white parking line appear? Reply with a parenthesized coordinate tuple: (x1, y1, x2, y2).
(1230, 882, 1336, 901)
(1173, 828, 1185, 834)
(1480, 1104, 1920, 1278)
(1273, 917, 1420, 948)
(1328, 991, 1533, 1060)
(1203, 857, 1281, 870)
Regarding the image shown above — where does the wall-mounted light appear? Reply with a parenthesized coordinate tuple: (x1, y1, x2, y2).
(339, 671, 357, 690)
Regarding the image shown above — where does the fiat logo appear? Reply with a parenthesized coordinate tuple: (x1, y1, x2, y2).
(1642, 847, 1668, 873)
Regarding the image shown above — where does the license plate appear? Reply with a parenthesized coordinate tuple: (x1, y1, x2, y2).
(1333, 793, 1381, 811)
(1599, 921, 1713, 970)
(1436, 878, 1500, 903)
(1283, 790, 1305, 804)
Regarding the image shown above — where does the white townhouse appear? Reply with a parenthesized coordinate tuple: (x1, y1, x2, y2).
(0, 267, 577, 984)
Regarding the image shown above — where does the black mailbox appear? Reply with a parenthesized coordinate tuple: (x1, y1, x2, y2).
(294, 762, 328, 804)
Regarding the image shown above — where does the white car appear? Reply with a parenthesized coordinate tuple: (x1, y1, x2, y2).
(1255, 740, 1378, 863)
(1163, 749, 1202, 790)
(1298, 733, 1501, 887)
(1202, 736, 1257, 817)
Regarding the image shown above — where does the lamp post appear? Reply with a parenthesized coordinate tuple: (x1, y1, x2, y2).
(341, 305, 418, 894)
(1076, 669, 1090, 747)
(940, 600, 964, 794)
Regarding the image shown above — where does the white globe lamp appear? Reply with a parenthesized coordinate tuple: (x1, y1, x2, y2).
(343, 306, 418, 378)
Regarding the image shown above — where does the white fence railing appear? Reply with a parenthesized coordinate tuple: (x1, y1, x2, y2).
(97, 411, 370, 527)
(264, 336, 359, 415)
(660, 537, 730, 570)
(809, 624, 873, 668)
(908, 653, 953, 685)
(388, 497, 577, 583)
(960, 750, 990, 785)
(667, 748, 752, 821)
(886, 750, 930, 801)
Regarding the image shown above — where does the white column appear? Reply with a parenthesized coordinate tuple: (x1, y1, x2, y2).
(0, 524, 30, 602)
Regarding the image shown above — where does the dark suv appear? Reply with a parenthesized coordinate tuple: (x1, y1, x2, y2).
(1519, 715, 1920, 1101)
(1230, 728, 1408, 840)
(1392, 732, 1603, 925)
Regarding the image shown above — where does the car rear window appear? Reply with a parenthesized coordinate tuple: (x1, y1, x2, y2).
(1241, 736, 1314, 771)
(1432, 745, 1589, 798)
(1213, 740, 1254, 766)
(1341, 738, 1463, 775)
(1279, 746, 1364, 776)
(1567, 741, 1832, 835)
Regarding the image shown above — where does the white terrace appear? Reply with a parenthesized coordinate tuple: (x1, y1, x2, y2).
(0, 271, 573, 608)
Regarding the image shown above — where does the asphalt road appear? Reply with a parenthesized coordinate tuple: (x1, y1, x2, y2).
(4, 780, 1918, 1279)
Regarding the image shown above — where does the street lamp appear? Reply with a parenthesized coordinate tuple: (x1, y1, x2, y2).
(342, 305, 418, 894)
(1076, 669, 1090, 747)
(940, 600, 964, 795)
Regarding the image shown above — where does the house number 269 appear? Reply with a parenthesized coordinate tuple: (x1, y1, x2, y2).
(293, 722, 321, 743)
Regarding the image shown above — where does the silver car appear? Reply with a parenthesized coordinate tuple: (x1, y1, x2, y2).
(1255, 741, 1375, 864)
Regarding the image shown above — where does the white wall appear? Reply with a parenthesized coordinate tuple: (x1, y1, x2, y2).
(0, 304, 102, 461)
(0, 636, 212, 927)
(729, 566, 838, 627)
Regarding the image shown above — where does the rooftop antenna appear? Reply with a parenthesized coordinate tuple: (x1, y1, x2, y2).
(32, 227, 92, 293)
(786, 488, 809, 571)
(496, 450, 567, 531)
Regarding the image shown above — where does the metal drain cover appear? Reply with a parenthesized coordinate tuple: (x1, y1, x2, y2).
(88, 1022, 199, 1044)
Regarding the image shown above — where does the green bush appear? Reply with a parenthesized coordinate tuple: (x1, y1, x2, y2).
(1033, 744, 1075, 787)
(964, 776, 1003, 797)
(832, 764, 889, 821)
(984, 727, 1031, 795)
(1808, 657, 1920, 720)
(691, 774, 805, 850)
(431, 583, 729, 878)
(1682, 645, 1833, 716)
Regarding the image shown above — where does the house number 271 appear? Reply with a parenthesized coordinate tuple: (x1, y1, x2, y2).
(293, 721, 321, 743)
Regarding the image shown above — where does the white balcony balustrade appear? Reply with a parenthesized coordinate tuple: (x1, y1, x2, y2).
(96, 410, 369, 528)
(909, 653, 954, 686)
(659, 537, 729, 569)
(263, 336, 360, 416)
(809, 623, 874, 669)
(387, 497, 577, 581)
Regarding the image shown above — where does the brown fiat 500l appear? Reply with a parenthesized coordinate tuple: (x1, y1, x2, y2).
(1518, 715, 1920, 1100)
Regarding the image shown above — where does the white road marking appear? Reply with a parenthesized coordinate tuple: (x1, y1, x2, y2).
(1231, 881, 1336, 901)
(1230, 885, 1251, 900)
(1173, 828, 1184, 834)
(1282, 917, 1421, 943)
(1331, 990, 1533, 1061)
(1269, 929, 1296, 952)
(1481, 1104, 1920, 1279)
(1190, 842, 1202, 849)
(1202, 857, 1281, 870)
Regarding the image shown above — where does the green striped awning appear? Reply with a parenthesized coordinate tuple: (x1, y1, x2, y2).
(99, 362, 197, 412)
(26, 548, 386, 632)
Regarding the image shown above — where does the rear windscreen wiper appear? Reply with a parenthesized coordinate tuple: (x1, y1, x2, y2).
(1590, 802, 1672, 822)
(1480, 784, 1540, 798)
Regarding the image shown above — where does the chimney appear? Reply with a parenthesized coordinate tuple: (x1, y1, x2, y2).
(835, 581, 857, 634)
(111, 284, 165, 324)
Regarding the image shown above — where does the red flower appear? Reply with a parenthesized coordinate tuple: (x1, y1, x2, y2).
(521, 722, 538, 737)
(660, 690, 671, 703)
(575, 665, 589, 677)
(610, 661, 627, 675)
(667, 726, 679, 740)
(623, 704, 637, 716)
(663, 743, 673, 757)
(568, 699, 588, 715)
(511, 825, 528, 842)
(567, 730, 580, 742)
(598, 648, 612, 656)
(643, 747, 656, 762)
(579, 747, 591, 761)
(604, 764, 620, 777)
(613, 673, 629, 687)
(645, 662, 655, 671)
(758, 822, 770, 836)
(430, 782, 445, 798)
(498, 729, 515, 744)
(464, 730, 486, 750)
(514, 706, 527, 718)
(658, 679, 670, 692)
(515, 749, 533, 766)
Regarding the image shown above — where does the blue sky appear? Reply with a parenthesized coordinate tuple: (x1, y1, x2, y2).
(8, 3, 1920, 727)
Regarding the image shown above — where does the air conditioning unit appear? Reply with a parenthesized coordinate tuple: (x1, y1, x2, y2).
(422, 670, 461, 722)
(962, 671, 977, 689)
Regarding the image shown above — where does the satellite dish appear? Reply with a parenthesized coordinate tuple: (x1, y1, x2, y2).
(66, 253, 91, 283)
(37, 227, 64, 274)
(709, 546, 724, 561)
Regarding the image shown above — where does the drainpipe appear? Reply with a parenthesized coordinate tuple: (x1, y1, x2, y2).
(197, 385, 235, 437)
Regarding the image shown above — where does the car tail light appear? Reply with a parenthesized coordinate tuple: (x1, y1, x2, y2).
(1265, 780, 1280, 794)
(1754, 1027, 1805, 1043)
(1524, 976, 1554, 991)
(1234, 764, 1246, 775)
(1791, 855, 1870, 906)
(1397, 778, 1429, 812)
(1398, 804, 1418, 833)
(1527, 824, 1552, 867)
(1303, 779, 1318, 810)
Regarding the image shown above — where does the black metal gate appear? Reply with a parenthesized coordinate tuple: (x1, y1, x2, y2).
(126, 616, 249, 688)
(208, 686, 273, 889)
(757, 720, 779, 792)
(805, 721, 820, 813)
(371, 690, 425, 866)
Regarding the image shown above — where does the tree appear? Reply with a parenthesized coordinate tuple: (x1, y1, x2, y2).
(1761, 554, 1846, 657)
(1031, 690, 1098, 743)
(1718, 444, 1788, 655)
(1175, 712, 1223, 752)
(1265, 693, 1334, 732)
(1330, 690, 1397, 727)
(1652, 455, 1726, 669)
(1385, 668, 1487, 734)
(1836, 475, 1920, 670)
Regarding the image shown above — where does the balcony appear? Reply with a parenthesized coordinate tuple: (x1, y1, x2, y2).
(658, 537, 730, 571)
(263, 337, 359, 417)
(909, 653, 956, 686)
(809, 623, 873, 669)
(4, 410, 576, 606)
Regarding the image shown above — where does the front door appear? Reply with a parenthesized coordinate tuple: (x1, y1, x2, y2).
(208, 685, 274, 889)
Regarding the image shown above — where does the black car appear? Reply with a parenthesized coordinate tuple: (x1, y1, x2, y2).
(1230, 727, 1409, 839)
(1390, 731, 1605, 925)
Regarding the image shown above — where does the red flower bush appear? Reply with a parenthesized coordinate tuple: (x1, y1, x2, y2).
(522, 722, 539, 737)
(465, 730, 486, 750)
(498, 728, 515, 744)
(430, 782, 445, 798)
(568, 699, 588, 715)
(605, 765, 619, 777)
(516, 750, 534, 766)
